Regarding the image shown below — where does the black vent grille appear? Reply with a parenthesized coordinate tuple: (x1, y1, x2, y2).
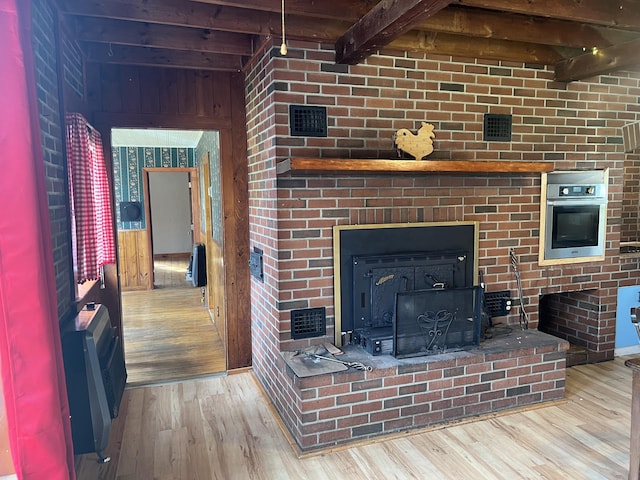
(291, 307, 326, 339)
(289, 105, 327, 137)
(483, 114, 512, 141)
(483, 290, 512, 318)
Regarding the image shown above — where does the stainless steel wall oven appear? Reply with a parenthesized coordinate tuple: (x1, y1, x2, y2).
(540, 169, 608, 264)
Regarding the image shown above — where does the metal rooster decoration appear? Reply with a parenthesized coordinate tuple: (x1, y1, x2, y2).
(394, 122, 436, 160)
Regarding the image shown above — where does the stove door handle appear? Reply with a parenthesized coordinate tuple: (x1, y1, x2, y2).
(546, 199, 607, 206)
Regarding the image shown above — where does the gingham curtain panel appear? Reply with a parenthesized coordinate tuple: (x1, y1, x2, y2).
(65, 113, 116, 283)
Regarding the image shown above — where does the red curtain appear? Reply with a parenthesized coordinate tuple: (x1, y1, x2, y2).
(66, 113, 116, 283)
(0, 1, 75, 479)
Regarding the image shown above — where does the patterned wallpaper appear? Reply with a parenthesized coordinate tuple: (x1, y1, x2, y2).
(112, 146, 196, 230)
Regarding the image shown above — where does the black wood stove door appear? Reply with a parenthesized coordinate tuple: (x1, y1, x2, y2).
(352, 252, 469, 332)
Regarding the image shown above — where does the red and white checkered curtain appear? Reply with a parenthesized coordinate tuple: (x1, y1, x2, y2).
(65, 113, 116, 283)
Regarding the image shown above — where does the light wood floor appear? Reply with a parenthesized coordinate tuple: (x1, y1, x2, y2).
(114, 357, 634, 480)
(121, 256, 226, 386)
(152, 255, 193, 290)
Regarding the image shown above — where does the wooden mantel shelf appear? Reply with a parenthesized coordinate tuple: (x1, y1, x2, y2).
(276, 158, 554, 175)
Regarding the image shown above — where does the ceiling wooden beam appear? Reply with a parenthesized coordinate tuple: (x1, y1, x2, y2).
(417, 6, 638, 49)
(192, 0, 640, 30)
(190, 2, 640, 53)
(390, 30, 570, 65)
(335, 0, 452, 64)
(61, 0, 350, 41)
(61, 0, 279, 34)
(71, 16, 253, 55)
(456, 0, 640, 29)
(554, 37, 640, 82)
(190, 0, 375, 19)
(192, 1, 640, 50)
(59, 0, 640, 74)
(83, 43, 244, 70)
(62, 0, 640, 54)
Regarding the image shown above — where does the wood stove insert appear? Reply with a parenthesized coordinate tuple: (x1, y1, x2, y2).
(333, 221, 480, 354)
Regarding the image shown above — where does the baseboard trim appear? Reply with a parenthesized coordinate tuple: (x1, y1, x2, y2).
(153, 252, 191, 260)
(615, 345, 640, 357)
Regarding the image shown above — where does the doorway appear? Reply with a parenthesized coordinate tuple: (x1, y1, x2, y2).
(143, 168, 199, 289)
(111, 128, 226, 385)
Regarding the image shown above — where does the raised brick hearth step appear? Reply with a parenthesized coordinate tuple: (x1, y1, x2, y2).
(566, 344, 589, 367)
(267, 329, 569, 452)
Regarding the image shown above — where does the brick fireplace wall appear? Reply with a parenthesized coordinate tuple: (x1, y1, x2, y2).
(539, 289, 609, 364)
(622, 153, 640, 243)
(245, 40, 640, 449)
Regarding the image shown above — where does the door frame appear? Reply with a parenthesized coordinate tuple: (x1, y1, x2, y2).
(142, 167, 200, 289)
(93, 69, 252, 369)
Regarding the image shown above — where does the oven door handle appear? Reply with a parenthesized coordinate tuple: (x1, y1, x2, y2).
(546, 199, 608, 207)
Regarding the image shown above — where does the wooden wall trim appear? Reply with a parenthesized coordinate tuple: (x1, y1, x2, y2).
(141, 169, 155, 290)
(93, 112, 233, 130)
(88, 65, 251, 370)
(225, 70, 251, 368)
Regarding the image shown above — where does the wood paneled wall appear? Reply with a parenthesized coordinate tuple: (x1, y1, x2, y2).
(117, 230, 151, 290)
(87, 64, 251, 369)
(207, 241, 226, 347)
(88, 66, 233, 126)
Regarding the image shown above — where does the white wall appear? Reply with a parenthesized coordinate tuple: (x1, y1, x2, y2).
(149, 171, 192, 254)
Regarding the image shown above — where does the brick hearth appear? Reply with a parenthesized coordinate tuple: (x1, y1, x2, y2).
(276, 330, 567, 451)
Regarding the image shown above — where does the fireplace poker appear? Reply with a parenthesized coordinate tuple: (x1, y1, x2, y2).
(296, 350, 372, 371)
(509, 249, 530, 330)
(311, 354, 373, 371)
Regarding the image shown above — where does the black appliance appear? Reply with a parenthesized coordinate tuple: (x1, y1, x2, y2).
(353, 327, 394, 355)
(190, 243, 207, 287)
(61, 304, 127, 463)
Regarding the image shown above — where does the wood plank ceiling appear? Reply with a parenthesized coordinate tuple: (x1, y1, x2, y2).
(57, 0, 640, 82)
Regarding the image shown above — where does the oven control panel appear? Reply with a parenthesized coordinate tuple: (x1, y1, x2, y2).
(559, 185, 596, 196)
(549, 183, 605, 199)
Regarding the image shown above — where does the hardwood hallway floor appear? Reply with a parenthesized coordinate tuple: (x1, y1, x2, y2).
(121, 255, 226, 386)
(114, 358, 634, 479)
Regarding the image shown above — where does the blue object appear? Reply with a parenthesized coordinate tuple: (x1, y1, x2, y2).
(616, 285, 640, 348)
